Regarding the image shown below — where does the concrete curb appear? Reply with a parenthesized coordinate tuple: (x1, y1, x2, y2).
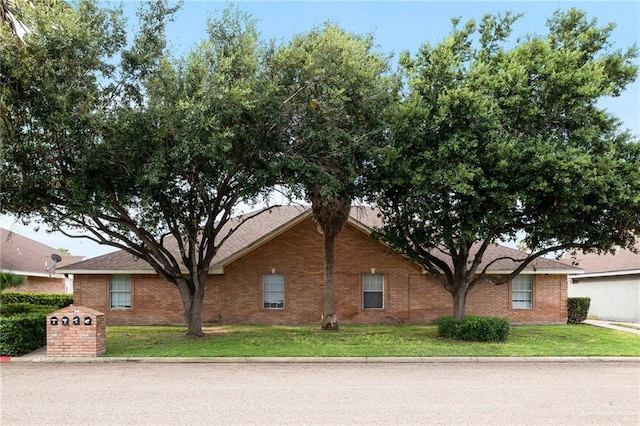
(6, 355, 640, 364)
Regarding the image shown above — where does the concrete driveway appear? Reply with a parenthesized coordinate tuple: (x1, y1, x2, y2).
(1, 361, 638, 425)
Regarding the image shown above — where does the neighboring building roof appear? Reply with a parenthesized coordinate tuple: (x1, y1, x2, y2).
(59, 205, 578, 276)
(562, 239, 640, 278)
(0, 227, 85, 278)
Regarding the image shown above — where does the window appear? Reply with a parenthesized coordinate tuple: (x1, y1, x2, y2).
(363, 274, 383, 309)
(110, 275, 131, 309)
(512, 275, 533, 309)
(263, 274, 284, 309)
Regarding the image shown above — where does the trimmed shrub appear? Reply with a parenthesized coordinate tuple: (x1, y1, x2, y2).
(437, 315, 510, 342)
(567, 297, 591, 324)
(0, 292, 72, 309)
(1, 303, 60, 317)
(437, 316, 462, 339)
(0, 312, 47, 356)
(0, 293, 71, 356)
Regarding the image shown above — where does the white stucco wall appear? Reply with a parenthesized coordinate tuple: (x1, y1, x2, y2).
(568, 275, 640, 322)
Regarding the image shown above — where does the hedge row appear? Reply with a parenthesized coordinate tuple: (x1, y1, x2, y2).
(0, 303, 60, 316)
(0, 312, 48, 356)
(0, 292, 72, 309)
(0, 292, 73, 356)
(437, 315, 510, 342)
(567, 297, 591, 324)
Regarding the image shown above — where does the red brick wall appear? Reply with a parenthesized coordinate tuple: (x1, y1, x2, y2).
(46, 305, 106, 357)
(15, 276, 67, 294)
(73, 217, 568, 325)
(466, 274, 568, 323)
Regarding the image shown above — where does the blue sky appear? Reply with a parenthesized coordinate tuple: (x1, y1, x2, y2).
(2, 0, 639, 258)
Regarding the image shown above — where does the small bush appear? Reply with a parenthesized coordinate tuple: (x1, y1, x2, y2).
(437, 316, 461, 339)
(0, 292, 72, 309)
(0, 312, 47, 356)
(437, 315, 510, 342)
(567, 297, 591, 324)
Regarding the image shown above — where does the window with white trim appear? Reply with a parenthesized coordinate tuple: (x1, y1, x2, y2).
(363, 274, 383, 309)
(263, 274, 284, 309)
(512, 275, 533, 309)
(110, 275, 131, 309)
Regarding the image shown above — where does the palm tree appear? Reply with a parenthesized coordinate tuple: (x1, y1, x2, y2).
(1, 0, 33, 46)
(0, 272, 26, 292)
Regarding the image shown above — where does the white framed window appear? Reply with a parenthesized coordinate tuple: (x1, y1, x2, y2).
(263, 274, 284, 309)
(512, 275, 533, 309)
(363, 274, 384, 309)
(110, 275, 131, 309)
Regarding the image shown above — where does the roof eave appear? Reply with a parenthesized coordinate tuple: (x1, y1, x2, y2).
(486, 269, 580, 275)
(0, 268, 67, 279)
(569, 269, 640, 279)
(421, 269, 581, 276)
(58, 269, 157, 275)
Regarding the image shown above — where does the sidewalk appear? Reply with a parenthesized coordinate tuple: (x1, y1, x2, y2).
(583, 319, 640, 335)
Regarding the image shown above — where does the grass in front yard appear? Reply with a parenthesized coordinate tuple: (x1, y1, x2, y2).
(104, 324, 640, 357)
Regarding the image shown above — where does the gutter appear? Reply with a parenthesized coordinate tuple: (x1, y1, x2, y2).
(569, 269, 640, 280)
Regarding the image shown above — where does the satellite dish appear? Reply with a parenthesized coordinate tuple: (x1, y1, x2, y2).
(46, 253, 63, 276)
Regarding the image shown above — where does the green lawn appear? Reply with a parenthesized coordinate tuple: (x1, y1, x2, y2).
(104, 324, 640, 357)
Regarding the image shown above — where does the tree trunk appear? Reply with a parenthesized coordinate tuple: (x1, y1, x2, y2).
(177, 278, 205, 337)
(321, 233, 338, 330)
(452, 286, 469, 322)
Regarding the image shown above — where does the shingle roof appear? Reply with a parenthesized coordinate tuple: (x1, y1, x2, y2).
(466, 243, 579, 273)
(561, 239, 640, 274)
(0, 227, 85, 276)
(59, 205, 578, 274)
(60, 205, 310, 273)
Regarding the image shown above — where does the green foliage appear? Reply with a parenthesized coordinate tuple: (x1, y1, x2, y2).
(0, 1, 282, 336)
(270, 23, 397, 328)
(0, 273, 26, 292)
(0, 292, 73, 309)
(0, 312, 47, 356)
(567, 297, 591, 324)
(272, 22, 397, 207)
(437, 316, 510, 342)
(0, 293, 70, 356)
(371, 9, 640, 322)
(0, 303, 60, 316)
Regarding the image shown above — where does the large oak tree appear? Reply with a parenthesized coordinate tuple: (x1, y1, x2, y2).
(271, 24, 396, 329)
(0, 1, 279, 335)
(371, 9, 640, 321)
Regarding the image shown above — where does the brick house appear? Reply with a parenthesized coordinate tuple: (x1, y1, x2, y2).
(60, 206, 579, 325)
(1, 227, 85, 294)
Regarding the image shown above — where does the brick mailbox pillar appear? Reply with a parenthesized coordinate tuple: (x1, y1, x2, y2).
(47, 305, 106, 357)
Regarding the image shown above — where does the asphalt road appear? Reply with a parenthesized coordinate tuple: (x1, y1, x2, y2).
(1, 362, 638, 425)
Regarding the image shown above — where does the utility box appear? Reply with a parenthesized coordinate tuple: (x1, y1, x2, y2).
(47, 305, 106, 357)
